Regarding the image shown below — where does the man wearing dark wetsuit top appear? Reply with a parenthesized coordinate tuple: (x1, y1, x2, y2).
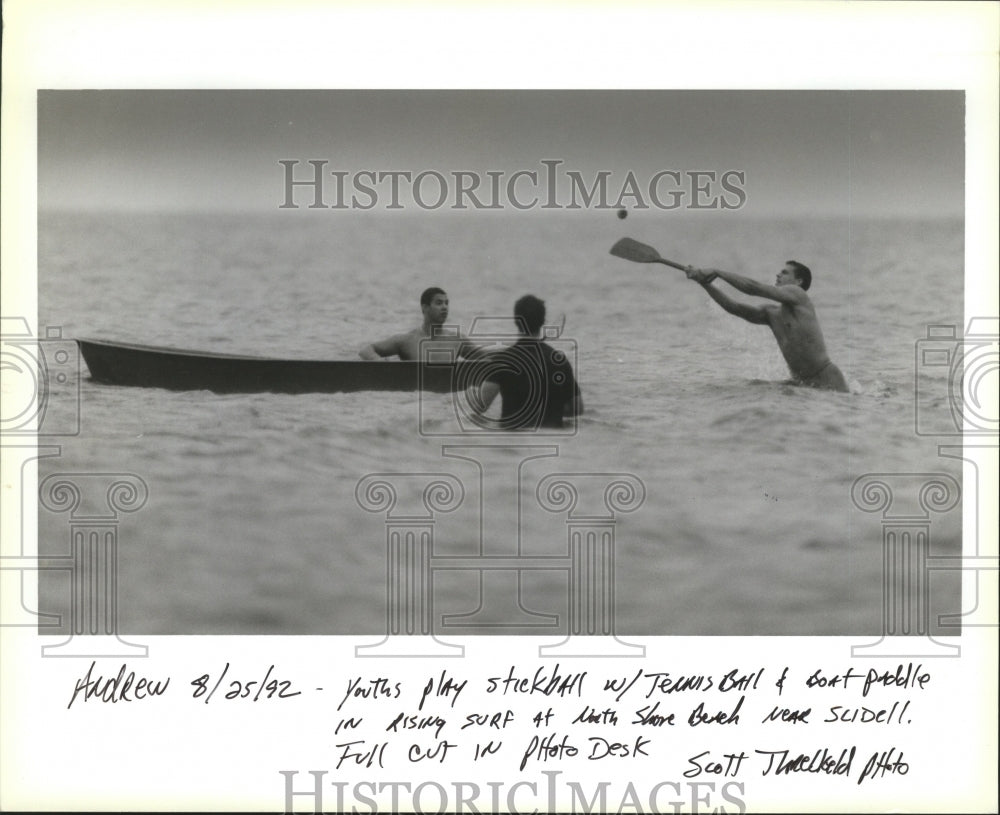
(473, 294, 583, 429)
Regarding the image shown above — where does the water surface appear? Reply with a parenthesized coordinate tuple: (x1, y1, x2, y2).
(37, 210, 963, 634)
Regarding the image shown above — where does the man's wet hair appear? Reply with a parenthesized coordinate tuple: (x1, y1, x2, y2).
(514, 294, 546, 336)
(421, 286, 447, 307)
(786, 260, 812, 291)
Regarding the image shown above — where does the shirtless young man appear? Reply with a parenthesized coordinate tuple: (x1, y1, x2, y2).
(686, 261, 849, 392)
(358, 287, 483, 361)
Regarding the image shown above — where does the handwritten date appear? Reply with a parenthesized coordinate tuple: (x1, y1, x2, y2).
(190, 663, 301, 703)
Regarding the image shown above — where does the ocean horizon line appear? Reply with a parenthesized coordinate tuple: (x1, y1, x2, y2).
(37, 206, 965, 223)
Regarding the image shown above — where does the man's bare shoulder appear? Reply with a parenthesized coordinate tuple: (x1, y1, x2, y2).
(787, 286, 812, 304)
(775, 289, 813, 311)
(790, 290, 817, 314)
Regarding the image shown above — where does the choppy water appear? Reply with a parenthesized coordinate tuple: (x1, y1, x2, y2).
(36, 210, 963, 634)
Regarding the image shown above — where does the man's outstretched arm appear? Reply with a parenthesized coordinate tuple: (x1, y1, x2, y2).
(359, 335, 403, 360)
(710, 269, 805, 306)
(688, 269, 768, 324)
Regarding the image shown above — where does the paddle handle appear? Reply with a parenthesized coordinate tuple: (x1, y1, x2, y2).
(654, 257, 690, 273)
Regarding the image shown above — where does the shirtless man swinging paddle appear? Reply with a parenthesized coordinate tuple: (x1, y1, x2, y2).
(686, 261, 849, 392)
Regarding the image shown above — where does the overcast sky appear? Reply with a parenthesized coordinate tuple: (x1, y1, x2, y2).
(38, 90, 963, 217)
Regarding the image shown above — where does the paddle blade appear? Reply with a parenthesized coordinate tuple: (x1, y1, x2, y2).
(609, 237, 663, 263)
(610, 238, 690, 272)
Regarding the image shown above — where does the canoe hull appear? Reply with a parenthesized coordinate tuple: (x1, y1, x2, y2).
(76, 339, 465, 394)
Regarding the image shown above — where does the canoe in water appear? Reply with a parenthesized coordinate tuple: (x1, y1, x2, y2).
(76, 339, 468, 394)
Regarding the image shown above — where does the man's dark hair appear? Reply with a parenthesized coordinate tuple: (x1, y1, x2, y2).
(514, 294, 546, 336)
(420, 286, 447, 307)
(786, 260, 812, 291)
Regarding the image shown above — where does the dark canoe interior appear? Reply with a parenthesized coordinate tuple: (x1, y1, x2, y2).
(76, 339, 470, 394)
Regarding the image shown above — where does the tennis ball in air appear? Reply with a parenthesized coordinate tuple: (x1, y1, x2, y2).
(617, 209, 628, 219)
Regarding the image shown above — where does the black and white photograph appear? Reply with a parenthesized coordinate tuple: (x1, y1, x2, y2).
(2, 2, 997, 813)
(33, 88, 966, 636)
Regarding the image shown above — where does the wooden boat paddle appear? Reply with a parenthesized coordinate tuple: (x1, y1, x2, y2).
(609, 237, 690, 272)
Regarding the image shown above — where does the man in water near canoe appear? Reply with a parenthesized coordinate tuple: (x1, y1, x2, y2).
(686, 261, 849, 392)
(359, 287, 484, 361)
(472, 294, 583, 429)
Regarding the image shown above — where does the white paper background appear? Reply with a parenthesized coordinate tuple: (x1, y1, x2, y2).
(2, 2, 997, 812)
